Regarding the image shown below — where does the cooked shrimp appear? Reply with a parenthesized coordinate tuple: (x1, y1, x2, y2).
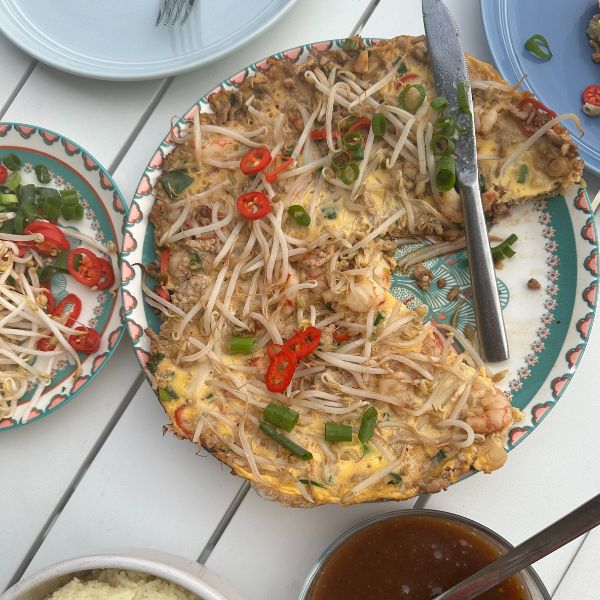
(437, 188, 463, 224)
(466, 387, 512, 434)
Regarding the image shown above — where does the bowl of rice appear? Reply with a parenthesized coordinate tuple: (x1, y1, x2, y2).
(2, 549, 244, 600)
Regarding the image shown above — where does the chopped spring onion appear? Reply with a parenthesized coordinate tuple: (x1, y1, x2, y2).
(372, 113, 386, 137)
(524, 34, 552, 60)
(396, 61, 407, 76)
(259, 421, 313, 460)
(358, 406, 378, 444)
(388, 473, 403, 484)
(491, 233, 518, 262)
(479, 173, 488, 193)
(263, 402, 299, 432)
(435, 116, 457, 137)
(340, 162, 360, 185)
(432, 450, 446, 464)
(0, 193, 17, 205)
(2, 153, 21, 171)
(342, 37, 358, 51)
(517, 164, 529, 184)
(35, 165, 51, 184)
(229, 336, 257, 354)
(434, 156, 456, 191)
(325, 422, 353, 443)
(158, 387, 178, 403)
(161, 170, 194, 198)
(299, 478, 326, 488)
(457, 82, 470, 114)
(5, 172, 20, 191)
(342, 131, 363, 151)
(331, 150, 352, 172)
(398, 84, 426, 113)
(374, 311, 385, 326)
(430, 96, 449, 112)
(430, 134, 455, 156)
(287, 204, 311, 227)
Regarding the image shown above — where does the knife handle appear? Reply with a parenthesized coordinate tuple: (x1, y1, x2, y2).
(458, 180, 509, 362)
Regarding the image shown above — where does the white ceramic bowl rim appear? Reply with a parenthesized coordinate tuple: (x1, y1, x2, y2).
(3, 549, 244, 600)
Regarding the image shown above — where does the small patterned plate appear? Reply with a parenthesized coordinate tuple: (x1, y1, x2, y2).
(0, 122, 126, 430)
(122, 39, 598, 461)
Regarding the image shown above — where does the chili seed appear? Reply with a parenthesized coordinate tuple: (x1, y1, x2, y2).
(437, 277, 447, 289)
(528, 277, 541, 290)
(447, 284, 460, 301)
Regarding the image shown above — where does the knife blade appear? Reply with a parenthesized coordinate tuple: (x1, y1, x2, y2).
(422, 0, 509, 362)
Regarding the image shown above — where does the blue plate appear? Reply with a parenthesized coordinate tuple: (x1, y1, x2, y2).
(481, 0, 600, 175)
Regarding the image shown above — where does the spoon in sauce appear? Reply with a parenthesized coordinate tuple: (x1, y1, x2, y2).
(433, 492, 600, 600)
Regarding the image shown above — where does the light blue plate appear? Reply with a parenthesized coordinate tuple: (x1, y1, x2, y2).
(481, 0, 600, 175)
(0, 0, 297, 81)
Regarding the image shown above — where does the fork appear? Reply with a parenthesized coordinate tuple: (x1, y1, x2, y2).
(156, 0, 196, 26)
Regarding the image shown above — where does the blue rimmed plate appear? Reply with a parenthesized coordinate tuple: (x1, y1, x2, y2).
(122, 39, 598, 468)
(0, 123, 126, 430)
(481, 0, 600, 175)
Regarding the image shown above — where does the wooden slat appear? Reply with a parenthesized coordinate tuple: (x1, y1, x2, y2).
(0, 343, 140, 590)
(206, 491, 417, 600)
(25, 380, 244, 575)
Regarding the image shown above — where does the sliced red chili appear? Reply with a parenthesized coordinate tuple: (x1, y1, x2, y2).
(265, 344, 297, 393)
(159, 248, 170, 278)
(155, 286, 171, 302)
(265, 155, 294, 183)
(40, 287, 56, 314)
(23, 222, 70, 256)
(240, 147, 271, 175)
(53, 293, 82, 327)
(396, 72, 419, 88)
(310, 129, 340, 140)
(348, 117, 372, 133)
(236, 191, 272, 220)
(68, 248, 101, 287)
(37, 337, 57, 352)
(69, 326, 101, 353)
(517, 97, 557, 136)
(174, 405, 197, 437)
(95, 258, 115, 291)
(0, 165, 7, 185)
(583, 85, 600, 106)
(283, 326, 322, 359)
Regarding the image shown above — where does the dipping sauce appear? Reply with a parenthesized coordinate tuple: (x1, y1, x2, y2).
(307, 515, 529, 600)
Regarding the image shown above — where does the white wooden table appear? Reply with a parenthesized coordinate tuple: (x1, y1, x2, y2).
(1, 1, 599, 598)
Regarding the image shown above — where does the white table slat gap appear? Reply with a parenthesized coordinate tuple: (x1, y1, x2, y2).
(0, 35, 34, 118)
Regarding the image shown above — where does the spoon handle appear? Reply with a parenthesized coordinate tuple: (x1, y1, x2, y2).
(435, 493, 600, 600)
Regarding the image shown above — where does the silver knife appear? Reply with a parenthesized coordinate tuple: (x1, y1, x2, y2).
(422, 0, 509, 362)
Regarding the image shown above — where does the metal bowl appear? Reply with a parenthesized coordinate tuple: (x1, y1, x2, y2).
(3, 549, 244, 600)
(298, 509, 551, 600)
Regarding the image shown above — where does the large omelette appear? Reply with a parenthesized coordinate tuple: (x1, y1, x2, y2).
(144, 36, 583, 506)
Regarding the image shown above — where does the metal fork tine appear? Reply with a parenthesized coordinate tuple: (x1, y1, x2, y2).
(155, 0, 167, 26)
(180, 2, 193, 25)
(163, 0, 178, 25)
(171, 0, 186, 25)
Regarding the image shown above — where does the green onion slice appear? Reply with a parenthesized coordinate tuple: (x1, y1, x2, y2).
(524, 34, 553, 60)
(430, 96, 450, 112)
(398, 84, 426, 113)
(342, 37, 358, 51)
(457, 82, 470, 114)
(161, 170, 193, 198)
(259, 421, 313, 460)
(34, 165, 51, 184)
(299, 479, 326, 488)
(342, 131, 363, 151)
(325, 422, 353, 443)
(396, 61, 408, 76)
(340, 162, 360, 185)
(435, 116, 457, 137)
(5, 172, 21, 192)
(372, 113, 386, 137)
(2, 153, 21, 172)
(263, 402, 299, 432)
(229, 336, 256, 354)
(430, 135, 455, 156)
(374, 311, 385, 326)
(434, 156, 456, 192)
(358, 406, 378, 445)
(331, 150, 352, 172)
(491, 233, 518, 262)
(517, 164, 529, 184)
(287, 204, 311, 227)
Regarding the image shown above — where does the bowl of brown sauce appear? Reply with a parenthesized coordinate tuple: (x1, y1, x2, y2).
(299, 509, 550, 600)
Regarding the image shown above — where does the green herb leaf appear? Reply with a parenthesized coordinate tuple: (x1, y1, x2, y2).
(147, 352, 165, 374)
(161, 171, 194, 199)
(158, 386, 178, 403)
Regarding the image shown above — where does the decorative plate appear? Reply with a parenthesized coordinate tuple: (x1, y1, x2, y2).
(0, 0, 297, 80)
(122, 39, 598, 460)
(0, 123, 126, 430)
(481, 0, 600, 176)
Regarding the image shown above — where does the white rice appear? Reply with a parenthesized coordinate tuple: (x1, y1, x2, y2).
(45, 569, 200, 600)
